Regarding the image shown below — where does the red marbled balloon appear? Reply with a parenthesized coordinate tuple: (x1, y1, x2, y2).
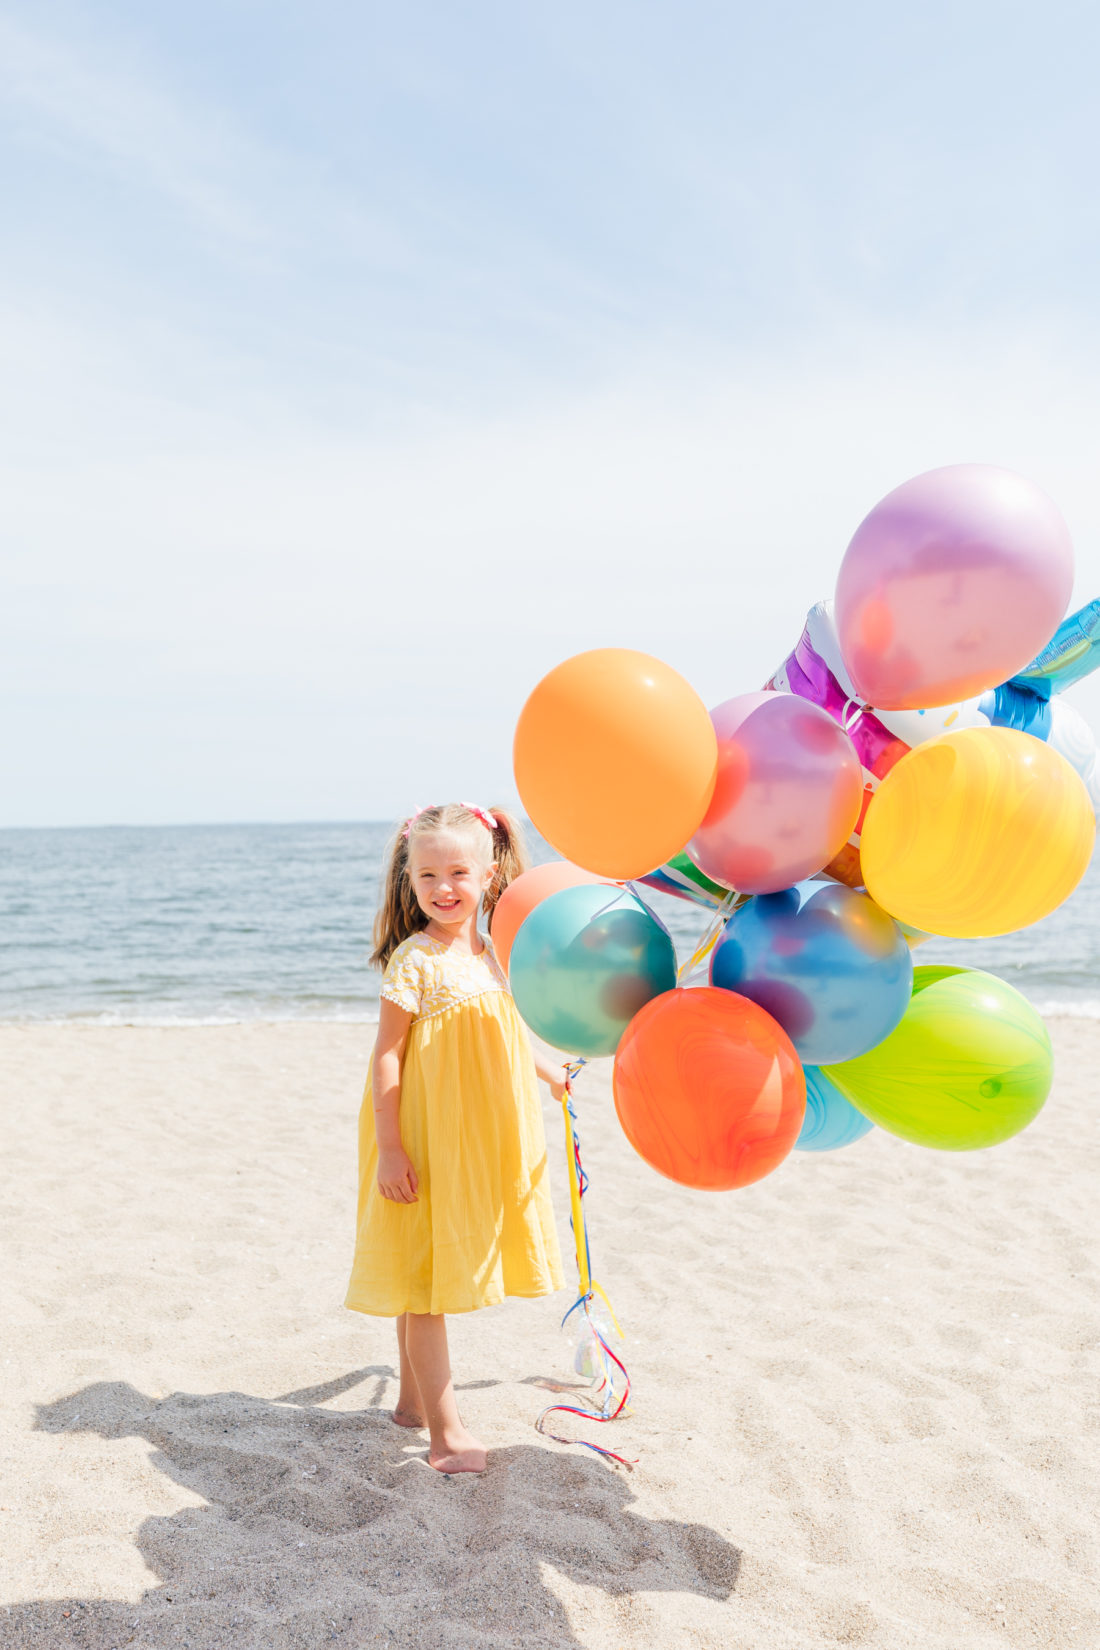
(612, 987, 806, 1190)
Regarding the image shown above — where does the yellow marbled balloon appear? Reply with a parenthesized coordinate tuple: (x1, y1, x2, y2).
(860, 727, 1094, 938)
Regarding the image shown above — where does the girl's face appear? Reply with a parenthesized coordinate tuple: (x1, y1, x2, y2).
(408, 830, 495, 933)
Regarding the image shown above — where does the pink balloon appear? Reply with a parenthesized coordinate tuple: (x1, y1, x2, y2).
(835, 464, 1074, 711)
(685, 692, 864, 895)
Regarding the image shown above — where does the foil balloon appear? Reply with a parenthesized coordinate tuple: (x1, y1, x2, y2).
(513, 648, 717, 880)
(508, 883, 676, 1057)
(635, 848, 737, 911)
(795, 1066, 874, 1152)
(710, 880, 912, 1065)
(685, 691, 863, 895)
(825, 966, 1053, 1151)
(612, 986, 806, 1190)
(834, 464, 1074, 710)
(1009, 597, 1100, 697)
(860, 727, 1094, 938)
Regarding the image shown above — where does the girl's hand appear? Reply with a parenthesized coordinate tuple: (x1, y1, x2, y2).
(527, 1030, 570, 1102)
(377, 1147, 419, 1203)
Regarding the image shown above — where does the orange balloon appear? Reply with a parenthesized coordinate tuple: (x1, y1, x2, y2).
(490, 861, 608, 974)
(513, 649, 718, 879)
(612, 987, 806, 1190)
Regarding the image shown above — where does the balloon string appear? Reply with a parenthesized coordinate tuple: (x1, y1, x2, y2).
(581, 885, 636, 925)
(622, 880, 676, 943)
(536, 1063, 637, 1470)
(677, 887, 742, 985)
(842, 697, 867, 734)
(626, 875, 742, 985)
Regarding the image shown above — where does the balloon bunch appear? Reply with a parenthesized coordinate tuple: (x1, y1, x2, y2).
(500, 464, 1098, 1193)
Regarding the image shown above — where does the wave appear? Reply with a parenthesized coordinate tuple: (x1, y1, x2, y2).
(1, 823, 1097, 1026)
(0, 1007, 379, 1028)
(1031, 998, 1100, 1020)
(4, 997, 1100, 1029)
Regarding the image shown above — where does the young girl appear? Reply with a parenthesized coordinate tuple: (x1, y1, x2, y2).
(345, 802, 567, 1473)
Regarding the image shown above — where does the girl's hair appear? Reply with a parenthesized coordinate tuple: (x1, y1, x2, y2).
(371, 803, 529, 968)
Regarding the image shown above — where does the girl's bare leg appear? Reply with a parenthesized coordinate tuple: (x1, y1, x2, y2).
(392, 1313, 425, 1428)
(403, 1312, 487, 1473)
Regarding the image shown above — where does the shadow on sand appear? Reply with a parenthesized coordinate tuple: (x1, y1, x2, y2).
(6, 1372, 741, 1649)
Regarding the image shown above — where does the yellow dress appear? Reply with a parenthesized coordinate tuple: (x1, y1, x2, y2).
(345, 932, 565, 1318)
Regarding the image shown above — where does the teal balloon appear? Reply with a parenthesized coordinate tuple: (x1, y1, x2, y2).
(508, 883, 677, 1056)
(795, 1066, 874, 1152)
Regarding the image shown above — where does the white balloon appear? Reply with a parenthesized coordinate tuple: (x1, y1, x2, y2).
(1048, 697, 1100, 814)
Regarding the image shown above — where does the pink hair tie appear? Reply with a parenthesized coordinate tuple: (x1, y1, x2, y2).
(402, 803, 437, 841)
(461, 802, 498, 833)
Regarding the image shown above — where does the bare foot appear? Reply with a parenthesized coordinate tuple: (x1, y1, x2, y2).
(391, 1406, 426, 1429)
(428, 1431, 487, 1474)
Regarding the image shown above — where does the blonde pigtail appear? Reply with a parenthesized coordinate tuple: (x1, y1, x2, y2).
(370, 820, 430, 968)
(484, 805, 530, 923)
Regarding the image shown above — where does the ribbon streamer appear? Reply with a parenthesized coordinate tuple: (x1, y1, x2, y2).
(674, 886, 743, 986)
(536, 1059, 637, 1469)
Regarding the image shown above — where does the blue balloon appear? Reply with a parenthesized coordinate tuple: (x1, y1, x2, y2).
(979, 680, 1052, 738)
(796, 1066, 874, 1152)
(710, 880, 912, 1065)
(1007, 597, 1100, 698)
(509, 883, 677, 1057)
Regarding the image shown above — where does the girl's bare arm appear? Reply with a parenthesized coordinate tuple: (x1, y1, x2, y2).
(373, 997, 417, 1202)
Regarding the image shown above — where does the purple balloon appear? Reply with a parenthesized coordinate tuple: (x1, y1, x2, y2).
(685, 691, 864, 895)
(835, 464, 1074, 711)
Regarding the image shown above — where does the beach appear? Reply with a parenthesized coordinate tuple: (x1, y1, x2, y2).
(2, 1019, 1098, 1650)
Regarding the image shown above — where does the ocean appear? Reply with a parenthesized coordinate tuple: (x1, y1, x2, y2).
(0, 822, 1097, 1025)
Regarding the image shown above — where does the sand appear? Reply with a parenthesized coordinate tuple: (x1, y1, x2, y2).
(1, 1019, 1098, 1650)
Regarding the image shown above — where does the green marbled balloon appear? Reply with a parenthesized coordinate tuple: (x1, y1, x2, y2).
(824, 965, 1052, 1151)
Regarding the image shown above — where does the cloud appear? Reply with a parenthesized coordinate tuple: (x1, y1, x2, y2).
(3, 5, 1100, 822)
(2, 304, 1099, 824)
(0, 9, 421, 296)
(0, 13, 275, 245)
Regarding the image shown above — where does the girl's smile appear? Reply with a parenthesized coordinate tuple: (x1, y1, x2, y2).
(408, 831, 495, 940)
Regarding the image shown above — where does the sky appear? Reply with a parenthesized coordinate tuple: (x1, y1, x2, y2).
(3, 0, 1100, 826)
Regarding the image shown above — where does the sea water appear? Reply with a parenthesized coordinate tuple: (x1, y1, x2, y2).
(0, 822, 1096, 1024)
